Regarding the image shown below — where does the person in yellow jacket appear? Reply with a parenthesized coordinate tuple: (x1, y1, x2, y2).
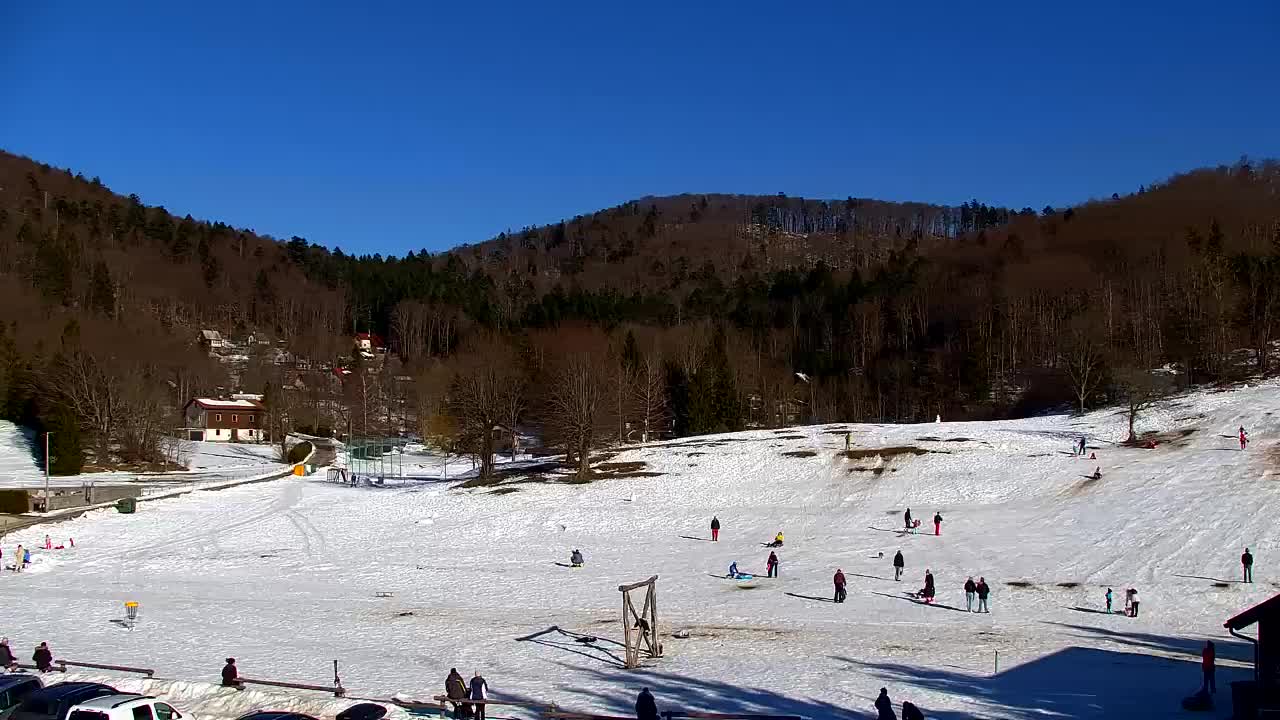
(767, 531, 784, 548)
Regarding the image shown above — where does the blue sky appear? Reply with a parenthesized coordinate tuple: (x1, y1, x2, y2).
(3, 1, 1277, 256)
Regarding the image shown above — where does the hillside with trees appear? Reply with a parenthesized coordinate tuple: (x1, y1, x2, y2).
(2, 149, 1278, 477)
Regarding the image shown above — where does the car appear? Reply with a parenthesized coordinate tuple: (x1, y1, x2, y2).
(0, 676, 44, 719)
(9, 684, 117, 720)
(66, 694, 187, 720)
(234, 713, 319, 720)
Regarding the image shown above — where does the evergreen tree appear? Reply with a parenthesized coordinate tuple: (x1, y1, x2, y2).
(44, 406, 83, 475)
(90, 260, 115, 318)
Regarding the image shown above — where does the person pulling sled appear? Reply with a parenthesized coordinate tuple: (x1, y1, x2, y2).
(916, 570, 935, 603)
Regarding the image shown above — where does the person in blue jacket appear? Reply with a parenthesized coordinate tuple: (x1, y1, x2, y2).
(728, 561, 740, 579)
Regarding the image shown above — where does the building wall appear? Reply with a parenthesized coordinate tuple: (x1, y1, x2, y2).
(201, 427, 263, 442)
(0, 486, 141, 513)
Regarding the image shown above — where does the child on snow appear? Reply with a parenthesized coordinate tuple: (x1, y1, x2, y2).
(766, 531, 784, 548)
(710, 516, 720, 542)
(1105, 588, 1113, 613)
(1240, 426, 1248, 450)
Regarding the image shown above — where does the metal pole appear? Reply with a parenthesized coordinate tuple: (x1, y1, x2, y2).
(994, 650, 999, 675)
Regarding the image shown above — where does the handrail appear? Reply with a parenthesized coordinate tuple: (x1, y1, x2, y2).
(238, 677, 345, 697)
(57, 660, 155, 677)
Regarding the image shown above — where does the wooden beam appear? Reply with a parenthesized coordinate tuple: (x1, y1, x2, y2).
(617, 575, 659, 593)
(57, 660, 155, 677)
(239, 677, 345, 697)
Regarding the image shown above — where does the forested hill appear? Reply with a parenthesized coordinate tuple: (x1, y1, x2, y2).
(1, 149, 1279, 461)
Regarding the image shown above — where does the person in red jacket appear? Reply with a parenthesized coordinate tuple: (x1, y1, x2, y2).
(766, 551, 779, 578)
(1202, 640, 1216, 694)
(833, 569, 847, 603)
(710, 516, 720, 542)
(1240, 426, 1248, 451)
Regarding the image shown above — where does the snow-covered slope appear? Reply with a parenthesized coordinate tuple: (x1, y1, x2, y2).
(1, 383, 1277, 719)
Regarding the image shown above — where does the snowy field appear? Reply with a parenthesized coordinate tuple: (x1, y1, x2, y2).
(0, 421, 287, 492)
(2, 382, 1278, 719)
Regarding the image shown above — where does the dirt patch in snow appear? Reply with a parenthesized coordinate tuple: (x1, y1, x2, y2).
(841, 446, 944, 460)
(782, 450, 818, 458)
(1005, 581, 1034, 588)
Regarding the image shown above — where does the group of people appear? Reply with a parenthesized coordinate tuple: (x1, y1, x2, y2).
(0, 638, 54, 672)
(5, 536, 75, 573)
(876, 687, 925, 720)
(445, 668, 489, 720)
(1104, 587, 1140, 617)
(902, 509, 942, 536)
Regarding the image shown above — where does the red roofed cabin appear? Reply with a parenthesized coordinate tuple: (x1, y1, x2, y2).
(183, 398, 265, 442)
(354, 333, 386, 356)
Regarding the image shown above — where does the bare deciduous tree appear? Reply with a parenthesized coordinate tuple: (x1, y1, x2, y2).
(448, 335, 523, 478)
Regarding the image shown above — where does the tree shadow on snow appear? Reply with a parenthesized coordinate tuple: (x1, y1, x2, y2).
(533, 660, 863, 720)
(836, 633, 1252, 720)
(1065, 605, 1121, 616)
(845, 572, 891, 582)
(515, 626, 627, 669)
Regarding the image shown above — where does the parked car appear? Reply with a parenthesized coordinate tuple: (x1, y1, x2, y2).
(0, 676, 44, 719)
(9, 684, 117, 720)
(234, 713, 319, 720)
(66, 694, 187, 720)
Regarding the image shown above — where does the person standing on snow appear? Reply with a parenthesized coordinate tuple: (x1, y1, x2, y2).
(833, 568, 847, 603)
(710, 515, 720, 542)
(1105, 588, 1113, 613)
(1243, 548, 1254, 583)
(469, 672, 489, 720)
(964, 577, 977, 612)
(635, 688, 659, 720)
(1127, 588, 1140, 617)
(933, 512, 943, 536)
(13, 544, 23, 573)
(893, 550, 905, 581)
(766, 551, 779, 578)
(874, 688, 896, 720)
(903, 508, 912, 530)
(1239, 426, 1248, 451)
(1078, 436, 1087, 456)
(976, 577, 990, 613)
(32, 642, 53, 673)
(919, 570, 935, 603)
(0, 639, 16, 670)
(1202, 641, 1216, 694)
(446, 668, 470, 719)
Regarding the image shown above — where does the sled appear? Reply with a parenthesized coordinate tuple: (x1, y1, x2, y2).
(735, 577, 760, 589)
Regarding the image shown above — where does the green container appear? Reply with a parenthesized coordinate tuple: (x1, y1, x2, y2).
(116, 497, 137, 514)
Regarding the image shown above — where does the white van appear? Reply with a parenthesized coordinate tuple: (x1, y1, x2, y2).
(65, 695, 189, 720)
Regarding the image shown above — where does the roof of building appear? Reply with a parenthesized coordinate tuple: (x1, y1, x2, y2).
(1225, 592, 1280, 630)
(354, 332, 386, 346)
(187, 398, 265, 411)
(200, 330, 223, 340)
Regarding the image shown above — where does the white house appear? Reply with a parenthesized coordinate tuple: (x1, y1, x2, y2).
(182, 398, 266, 442)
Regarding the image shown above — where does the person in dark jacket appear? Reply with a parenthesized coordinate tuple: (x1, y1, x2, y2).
(901, 701, 924, 720)
(833, 569, 847, 603)
(1243, 548, 1254, 583)
(570, 549, 584, 567)
(32, 642, 53, 673)
(933, 512, 943, 536)
(766, 551, 779, 578)
(875, 688, 896, 720)
(1202, 640, 1216, 694)
(710, 516, 720, 542)
(893, 550, 905, 581)
(635, 688, 659, 720)
(976, 577, 990, 613)
(221, 657, 242, 687)
(0, 639, 16, 670)
(469, 672, 488, 720)
(446, 668, 470, 719)
(964, 577, 977, 612)
(919, 571, 935, 603)
(903, 508, 912, 529)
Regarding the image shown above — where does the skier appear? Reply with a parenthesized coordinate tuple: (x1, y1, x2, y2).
(711, 515, 720, 542)
(635, 688, 659, 720)
(570, 549, 584, 567)
(1240, 426, 1248, 451)
(767, 531, 784, 548)
(1202, 640, 1216, 694)
(221, 658, 241, 687)
(1105, 588, 1113, 613)
(918, 570, 935, 603)
(933, 512, 943, 536)
(1243, 547, 1254, 583)
(766, 551, 779, 578)
(976, 577, 990, 613)
(469, 671, 489, 720)
(833, 568, 847, 603)
(445, 668, 470, 719)
(893, 550, 905, 581)
(874, 688, 896, 720)
(0, 639, 16, 670)
(903, 508, 912, 530)
(33, 642, 53, 673)
(964, 576, 977, 612)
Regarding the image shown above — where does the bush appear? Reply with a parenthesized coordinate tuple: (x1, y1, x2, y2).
(287, 441, 313, 464)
